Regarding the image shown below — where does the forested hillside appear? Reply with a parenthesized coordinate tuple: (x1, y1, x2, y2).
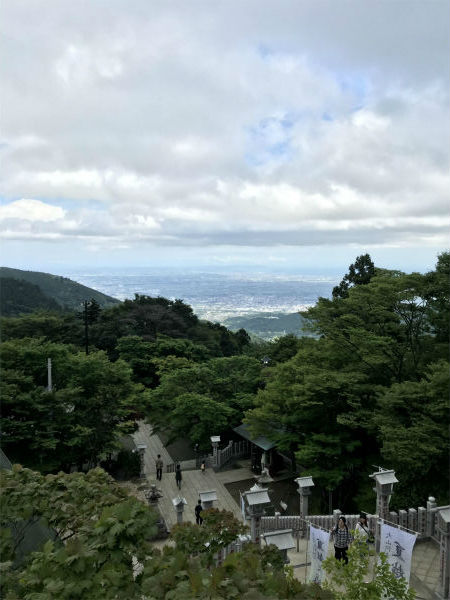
(1, 252, 448, 513)
(0, 266, 119, 310)
(0, 277, 61, 316)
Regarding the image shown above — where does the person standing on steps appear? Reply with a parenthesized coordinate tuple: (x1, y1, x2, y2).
(175, 464, 182, 489)
(332, 516, 352, 564)
(195, 499, 203, 525)
(155, 454, 163, 481)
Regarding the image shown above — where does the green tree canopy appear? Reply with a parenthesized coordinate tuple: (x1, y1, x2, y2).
(147, 355, 263, 448)
(374, 359, 450, 506)
(0, 339, 142, 471)
(332, 253, 376, 299)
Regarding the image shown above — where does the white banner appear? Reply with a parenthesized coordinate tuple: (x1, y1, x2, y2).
(240, 492, 246, 524)
(379, 524, 416, 585)
(308, 525, 330, 584)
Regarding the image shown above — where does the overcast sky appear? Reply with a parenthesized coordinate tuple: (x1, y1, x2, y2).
(1, 0, 448, 274)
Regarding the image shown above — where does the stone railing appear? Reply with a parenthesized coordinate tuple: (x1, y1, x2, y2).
(165, 439, 250, 473)
(260, 502, 448, 542)
(216, 439, 250, 468)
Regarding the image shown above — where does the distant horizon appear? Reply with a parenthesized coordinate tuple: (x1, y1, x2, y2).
(2, 245, 446, 278)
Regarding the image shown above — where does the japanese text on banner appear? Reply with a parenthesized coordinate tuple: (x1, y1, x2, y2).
(380, 523, 416, 585)
(308, 525, 330, 584)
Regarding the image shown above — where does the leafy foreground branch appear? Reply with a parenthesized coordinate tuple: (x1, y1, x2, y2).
(322, 536, 415, 600)
(1, 466, 415, 599)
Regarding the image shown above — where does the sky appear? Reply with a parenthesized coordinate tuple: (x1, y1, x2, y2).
(1, 0, 449, 275)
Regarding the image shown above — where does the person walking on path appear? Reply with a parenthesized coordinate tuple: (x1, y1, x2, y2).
(201, 461, 206, 475)
(155, 454, 163, 481)
(175, 464, 182, 489)
(332, 516, 352, 564)
(195, 499, 203, 525)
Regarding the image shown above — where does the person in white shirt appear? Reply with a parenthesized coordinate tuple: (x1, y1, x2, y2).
(355, 513, 370, 541)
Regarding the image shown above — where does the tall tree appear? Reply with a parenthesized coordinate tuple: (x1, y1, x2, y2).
(332, 253, 375, 299)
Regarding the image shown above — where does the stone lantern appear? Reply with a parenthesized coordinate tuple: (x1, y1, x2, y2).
(243, 484, 271, 543)
(296, 476, 314, 517)
(437, 507, 450, 600)
(261, 529, 296, 564)
(172, 496, 187, 524)
(136, 443, 147, 479)
(369, 468, 398, 520)
(199, 490, 217, 510)
(210, 436, 220, 468)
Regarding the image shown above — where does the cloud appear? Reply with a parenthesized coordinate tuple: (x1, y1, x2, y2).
(0, 0, 448, 261)
(0, 199, 66, 222)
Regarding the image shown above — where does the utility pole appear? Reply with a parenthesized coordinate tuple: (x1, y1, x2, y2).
(47, 358, 53, 392)
(83, 300, 89, 355)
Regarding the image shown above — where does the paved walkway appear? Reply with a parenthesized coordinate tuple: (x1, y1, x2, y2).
(132, 423, 245, 530)
(410, 540, 440, 599)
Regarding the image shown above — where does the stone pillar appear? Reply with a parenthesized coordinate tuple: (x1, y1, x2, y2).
(243, 485, 271, 544)
(172, 497, 187, 524)
(408, 508, 417, 533)
(210, 436, 220, 468)
(248, 505, 262, 543)
(370, 469, 398, 521)
(417, 506, 427, 537)
(377, 491, 390, 521)
(295, 476, 314, 538)
(426, 496, 437, 538)
(437, 508, 450, 600)
(299, 489, 310, 519)
(389, 511, 399, 524)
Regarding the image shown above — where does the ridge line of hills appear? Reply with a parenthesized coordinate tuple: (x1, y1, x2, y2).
(0, 266, 120, 316)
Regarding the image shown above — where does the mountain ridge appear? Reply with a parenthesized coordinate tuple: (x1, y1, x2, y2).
(0, 267, 120, 313)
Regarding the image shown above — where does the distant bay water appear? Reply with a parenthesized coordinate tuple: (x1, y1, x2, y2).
(63, 269, 338, 323)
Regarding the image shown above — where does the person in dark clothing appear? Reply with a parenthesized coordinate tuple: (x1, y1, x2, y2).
(155, 454, 163, 481)
(333, 516, 352, 564)
(195, 499, 203, 525)
(175, 464, 182, 489)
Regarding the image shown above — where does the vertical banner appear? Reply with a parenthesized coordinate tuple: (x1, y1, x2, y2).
(379, 523, 416, 585)
(308, 525, 330, 584)
(240, 492, 246, 524)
